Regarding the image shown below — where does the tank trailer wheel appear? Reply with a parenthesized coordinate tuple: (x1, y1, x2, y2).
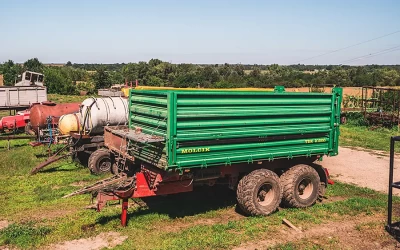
(237, 169, 282, 216)
(88, 149, 112, 174)
(75, 151, 89, 166)
(318, 182, 327, 201)
(280, 164, 320, 208)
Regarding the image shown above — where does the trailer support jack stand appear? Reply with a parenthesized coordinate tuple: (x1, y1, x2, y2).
(121, 198, 129, 227)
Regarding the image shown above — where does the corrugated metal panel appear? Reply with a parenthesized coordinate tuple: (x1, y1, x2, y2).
(129, 91, 169, 168)
(128, 87, 342, 170)
(0, 87, 47, 108)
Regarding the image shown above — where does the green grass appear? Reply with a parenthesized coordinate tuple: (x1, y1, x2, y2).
(47, 94, 89, 104)
(0, 126, 398, 249)
(340, 124, 400, 152)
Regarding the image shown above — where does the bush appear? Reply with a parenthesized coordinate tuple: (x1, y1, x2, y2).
(344, 112, 368, 126)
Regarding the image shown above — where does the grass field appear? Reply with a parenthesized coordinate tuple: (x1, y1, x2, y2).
(340, 124, 400, 153)
(47, 94, 89, 103)
(0, 123, 399, 249)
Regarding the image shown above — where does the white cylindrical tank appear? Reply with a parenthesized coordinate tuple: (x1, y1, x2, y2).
(80, 97, 129, 135)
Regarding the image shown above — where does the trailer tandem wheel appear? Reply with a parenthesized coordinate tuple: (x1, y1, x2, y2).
(88, 148, 112, 174)
(280, 164, 320, 208)
(236, 169, 282, 216)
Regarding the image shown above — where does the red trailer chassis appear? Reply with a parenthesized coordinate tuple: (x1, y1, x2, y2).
(65, 126, 332, 227)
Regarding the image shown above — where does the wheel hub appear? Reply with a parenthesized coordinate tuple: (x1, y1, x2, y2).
(257, 183, 274, 206)
(298, 178, 313, 200)
(99, 159, 111, 172)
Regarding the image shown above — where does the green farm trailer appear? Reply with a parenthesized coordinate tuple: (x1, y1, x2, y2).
(67, 86, 343, 226)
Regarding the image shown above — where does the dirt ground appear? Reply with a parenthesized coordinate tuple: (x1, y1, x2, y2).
(234, 215, 399, 250)
(48, 232, 127, 250)
(322, 146, 400, 195)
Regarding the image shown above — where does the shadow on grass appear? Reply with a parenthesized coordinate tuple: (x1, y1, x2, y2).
(33, 166, 80, 174)
(95, 186, 239, 226)
(0, 144, 29, 151)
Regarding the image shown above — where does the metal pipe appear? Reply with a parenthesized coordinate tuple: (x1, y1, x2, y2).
(387, 136, 400, 229)
(121, 198, 129, 227)
(194, 176, 220, 182)
(0, 135, 35, 141)
(30, 152, 73, 175)
(388, 136, 395, 228)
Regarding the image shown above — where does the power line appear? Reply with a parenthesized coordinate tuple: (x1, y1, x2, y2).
(290, 29, 400, 64)
(340, 47, 400, 64)
(339, 45, 400, 64)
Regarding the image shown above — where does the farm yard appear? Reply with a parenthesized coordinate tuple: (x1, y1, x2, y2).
(2, 0, 400, 248)
(0, 124, 399, 249)
(1, 90, 400, 250)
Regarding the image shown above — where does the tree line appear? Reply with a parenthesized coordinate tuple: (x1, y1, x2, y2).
(1, 58, 400, 95)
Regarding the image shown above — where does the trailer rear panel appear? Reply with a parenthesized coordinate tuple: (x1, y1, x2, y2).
(122, 87, 342, 170)
(0, 86, 47, 109)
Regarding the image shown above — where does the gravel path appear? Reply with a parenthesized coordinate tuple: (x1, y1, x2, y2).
(321, 147, 400, 195)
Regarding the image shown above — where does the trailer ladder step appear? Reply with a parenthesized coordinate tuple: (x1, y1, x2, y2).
(392, 181, 400, 189)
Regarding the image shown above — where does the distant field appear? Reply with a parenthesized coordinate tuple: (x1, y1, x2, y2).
(286, 87, 363, 96)
(243, 69, 269, 75)
(244, 69, 321, 75)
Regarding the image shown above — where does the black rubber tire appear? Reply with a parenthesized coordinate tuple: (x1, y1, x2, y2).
(75, 151, 89, 166)
(318, 182, 327, 202)
(88, 148, 111, 174)
(236, 169, 282, 216)
(280, 164, 320, 208)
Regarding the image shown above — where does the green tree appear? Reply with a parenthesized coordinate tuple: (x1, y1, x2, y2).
(23, 58, 43, 73)
(93, 67, 111, 89)
(0, 60, 23, 86)
(43, 67, 76, 94)
(109, 71, 124, 85)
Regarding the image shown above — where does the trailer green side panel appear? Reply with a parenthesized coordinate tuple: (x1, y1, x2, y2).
(129, 91, 169, 168)
(129, 87, 342, 170)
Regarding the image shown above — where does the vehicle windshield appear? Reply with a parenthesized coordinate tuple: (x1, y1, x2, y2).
(31, 73, 38, 83)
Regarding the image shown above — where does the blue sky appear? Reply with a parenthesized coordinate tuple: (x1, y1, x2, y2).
(1, 0, 399, 65)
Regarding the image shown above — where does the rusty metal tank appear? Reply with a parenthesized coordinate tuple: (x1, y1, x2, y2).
(29, 102, 81, 130)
